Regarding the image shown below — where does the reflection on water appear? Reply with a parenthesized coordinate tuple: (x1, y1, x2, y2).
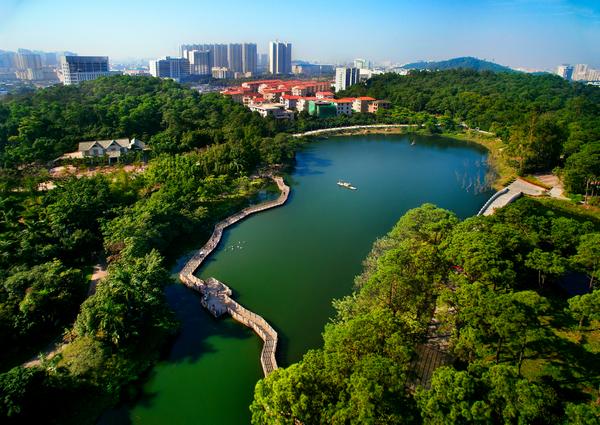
(105, 134, 493, 425)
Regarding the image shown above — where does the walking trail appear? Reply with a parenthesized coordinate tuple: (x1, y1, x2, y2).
(178, 176, 289, 376)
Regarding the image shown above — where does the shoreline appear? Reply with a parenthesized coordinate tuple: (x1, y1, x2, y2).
(178, 175, 290, 376)
(294, 125, 515, 191)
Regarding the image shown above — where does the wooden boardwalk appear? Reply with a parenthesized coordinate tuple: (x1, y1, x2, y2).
(179, 176, 289, 376)
(406, 313, 453, 391)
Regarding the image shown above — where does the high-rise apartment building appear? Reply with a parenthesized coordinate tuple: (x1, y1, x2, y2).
(16, 52, 42, 70)
(269, 41, 292, 75)
(258, 53, 269, 68)
(0, 51, 16, 70)
(242, 43, 257, 75)
(213, 44, 229, 68)
(572, 64, 588, 81)
(353, 58, 370, 69)
(61, 55, 110, 85)
(569, 63, 600, 82)
(335, 67, 360, 92)
(42, 52, 58, 67)
(188, 50, 212, 75)
(228, 44, 243, 73)
(149, 56, 190, 81)
(556, 64, 574, 80)
(180, 42, 260, 76)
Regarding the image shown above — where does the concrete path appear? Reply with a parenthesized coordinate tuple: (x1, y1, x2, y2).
(534, 173, 569, 200)
(293, 124, 420, 138)
(479, 178, 546, 216)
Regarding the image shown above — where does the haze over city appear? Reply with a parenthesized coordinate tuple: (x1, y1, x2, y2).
(1, 0, 599, 69)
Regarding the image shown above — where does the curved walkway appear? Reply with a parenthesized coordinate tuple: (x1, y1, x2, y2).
(179, 176, 289, 376)
(293, 124, 420, 138)
(478, 178, 547, 216)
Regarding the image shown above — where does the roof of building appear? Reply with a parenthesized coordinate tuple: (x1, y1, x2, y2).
(222, 89, 245, 95)
(330, 98, 356, 103)
(78, 139, 129, 151)
(78, 138, 146, 152)
(262, 88, 289, 93)
(316, 91, 334, 96)
(250, 103, 285, 110)
(282, 95, 301, 100)
(356, 96, 376, 101)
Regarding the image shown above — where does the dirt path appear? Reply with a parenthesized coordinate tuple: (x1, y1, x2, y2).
(23, 259, 107, 368)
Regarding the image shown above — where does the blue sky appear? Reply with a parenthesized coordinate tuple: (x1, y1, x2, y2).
(1, 0, 599, 69)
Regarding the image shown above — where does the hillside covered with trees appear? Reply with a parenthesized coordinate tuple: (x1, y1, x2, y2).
(251, 201, 600, 424)
(401, 57, 515, 73)
(0, 75, 292, 167)
(0, 76, 298, 424)
(341, 70, 600, 194)
(1, 72, 599, 423)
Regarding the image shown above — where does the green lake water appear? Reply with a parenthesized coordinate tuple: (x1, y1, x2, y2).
(104, 134, 492, 425)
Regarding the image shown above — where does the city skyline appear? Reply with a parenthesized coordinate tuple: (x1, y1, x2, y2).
(1, 0, 599, 69)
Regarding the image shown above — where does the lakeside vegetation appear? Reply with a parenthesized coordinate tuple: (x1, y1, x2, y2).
(0, 70, 599, 423)
(251, 200, 600, 424)
(0, 76, 299, 423)
(341, 69, 600, 195)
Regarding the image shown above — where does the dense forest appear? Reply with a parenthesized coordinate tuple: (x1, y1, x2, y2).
(0, 76, 299, 423)
(342, 70, 600, 194)
(251, 200, 600, 424)
(400, 57, 515, 73)
(1, 72, 599, 423)
(0, 75, 292, 166)
(2, 72, 599, 194)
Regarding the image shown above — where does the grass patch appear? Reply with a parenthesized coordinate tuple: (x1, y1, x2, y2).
(533, 197, 600, 225)
(522, 175, 553, 189)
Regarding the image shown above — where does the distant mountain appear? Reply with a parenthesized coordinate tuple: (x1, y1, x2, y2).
(401, 57, 515, 73)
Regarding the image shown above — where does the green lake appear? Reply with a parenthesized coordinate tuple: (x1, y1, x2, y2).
(103, 134, 493, 424)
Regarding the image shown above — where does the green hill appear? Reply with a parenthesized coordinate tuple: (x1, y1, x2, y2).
(401, 56, 515, 73)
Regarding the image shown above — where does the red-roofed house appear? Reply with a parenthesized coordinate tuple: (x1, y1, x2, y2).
(330, 98, 355, 116)
(352, 96, 376, 113)
(262, 88, 291, 101)
(281, 94, 301, 110)
(316, 91, 334, 99)
(221, 89, 245, 103)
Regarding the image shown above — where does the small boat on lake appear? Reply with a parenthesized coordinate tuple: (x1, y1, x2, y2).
(337, 180, 357, 190)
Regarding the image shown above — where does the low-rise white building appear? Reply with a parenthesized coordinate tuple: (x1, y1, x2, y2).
(78, 138, 147, 158)
(281, 94, 301, 110)
(296, 97, 318, 112)
(330, 98, 354, 116)
(212, 67, 233, 79)
(248, 103, 294, 119)
(352, 96, 376, 113)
